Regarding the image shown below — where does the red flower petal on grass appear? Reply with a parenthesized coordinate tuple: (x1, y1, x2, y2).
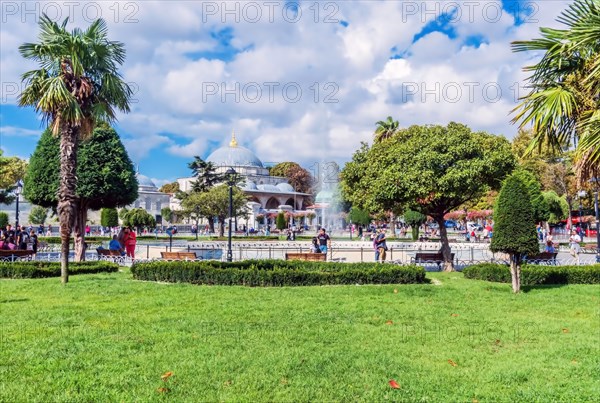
(161, 371, 173, 381)
(448, 359, 458, 367)
(385, 320, 393, 325)
(389, 379, 400, 389)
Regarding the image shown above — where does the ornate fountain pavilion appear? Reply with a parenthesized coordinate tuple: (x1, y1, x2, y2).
(176, 132, 312, 228)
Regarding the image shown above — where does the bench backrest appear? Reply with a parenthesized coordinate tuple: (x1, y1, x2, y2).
(286, 252, 327, 261)
(528, 252, 558, 260)
(98, 249, 121, 256)
(161, 252, 198, 260)
(415, 252, 455, 260)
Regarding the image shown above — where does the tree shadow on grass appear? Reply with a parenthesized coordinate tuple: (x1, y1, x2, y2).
(0, 298, 30, 303)
(521, 284, 569, 293)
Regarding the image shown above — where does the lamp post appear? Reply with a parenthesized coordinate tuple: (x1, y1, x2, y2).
(14, 179, 23, 227)
(226, 168, 236, 262)
(590, 177, 600, 263)
(578, 190, 587, 237)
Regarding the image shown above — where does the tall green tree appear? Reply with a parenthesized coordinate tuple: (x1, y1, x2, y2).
(180, 193, 205, 240)
(190, 185, 248, 237)
(490, 174, 540, 293)
(19, 16, 132, 283)
(24, 126, 138, 261)
(0, 212, 9, 228)
(28, 206, 48, 225)
(161, 207, 173, 224)
(121, 208, 155, 234)
(348, 207, 371, 227)
(188, 157, 225, 193)
(511, 0, 600, 185)
(276, 212, 287, 231)
(342, 122, 516, 271)
(0, 151, 28, 205)
(374, 116, 399, 142)
(511, 169, 549, 224)
(100, 208, 119, 228)
(403, 210, 427, 241)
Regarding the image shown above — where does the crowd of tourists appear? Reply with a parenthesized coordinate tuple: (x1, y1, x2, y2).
(0, 224, 38, 253)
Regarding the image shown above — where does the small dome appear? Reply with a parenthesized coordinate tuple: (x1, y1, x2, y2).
(276, 183, 295, 193)
(257, 184, 280, 192)
(243, 181, 258, 190)
(315, 190, 333, 203)
(137, 174, 157, 189)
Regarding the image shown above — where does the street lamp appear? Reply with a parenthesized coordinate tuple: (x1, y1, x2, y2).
(225, 167, 236, 262)
(578, 190, 587, 236)
(590, 177, 600, 263)
(14, 179, 24, 226)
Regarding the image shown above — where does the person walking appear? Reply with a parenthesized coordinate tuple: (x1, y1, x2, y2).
(569, 229, 581, 265)
(375, 228, 387, 263)
(317, 228, 331, 255)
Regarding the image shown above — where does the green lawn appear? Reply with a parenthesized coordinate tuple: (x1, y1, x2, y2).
(1, 271, 598, 402)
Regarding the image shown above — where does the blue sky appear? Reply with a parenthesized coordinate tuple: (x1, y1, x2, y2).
(0, 0, 569, 187)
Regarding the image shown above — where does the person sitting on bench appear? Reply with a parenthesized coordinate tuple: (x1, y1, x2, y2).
(108, 235, 125, 256)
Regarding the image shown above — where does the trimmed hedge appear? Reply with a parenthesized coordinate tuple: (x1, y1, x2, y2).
(463, 263, 600, 285)
(130, 260, 427, 286)
(0, 261, 119, 279)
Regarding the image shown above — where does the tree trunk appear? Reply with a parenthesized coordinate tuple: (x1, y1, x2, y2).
(218, 218, 225, 237)
(57, 124, 80, 284)
(209, 218, 215, 234)
(510, 253, 521, 293)
(436, 216, 454, 272)
(389, 212, 396, 239)
(73, 201, 88, 262)
(411, 225, 419, 241)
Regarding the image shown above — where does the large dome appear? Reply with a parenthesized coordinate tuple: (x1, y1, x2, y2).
(206, 131, 263, 168)
(206, 145, 263, 168)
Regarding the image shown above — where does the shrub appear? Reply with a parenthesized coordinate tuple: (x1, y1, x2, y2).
(0, 261, 119, 279)
(131, 260, 427, 286)
(463, 263, 600, 285)
(0, 212, 8, 228)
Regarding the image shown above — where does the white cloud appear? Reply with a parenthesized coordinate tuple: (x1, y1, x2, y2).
(0, 0, 574, 182)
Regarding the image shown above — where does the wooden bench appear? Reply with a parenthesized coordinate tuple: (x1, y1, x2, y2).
(524, 252, 558, 264)
(160, 251, 199, 260)
(97, 249, 123, 257)
(0, 249, 35, 261)
(411, 252, 455, 270)
(583, 244, 597, 254)
(412, 252, 455, 263)
(285, 252, 327, 262)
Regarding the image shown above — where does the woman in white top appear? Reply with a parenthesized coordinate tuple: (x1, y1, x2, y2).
(569, 230, 581, 264)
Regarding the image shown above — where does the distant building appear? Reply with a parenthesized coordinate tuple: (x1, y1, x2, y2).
(176, 131, 311, 228)
(128, 174, 172, 224)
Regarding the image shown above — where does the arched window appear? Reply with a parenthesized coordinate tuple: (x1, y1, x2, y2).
(265, 197, 279, 210)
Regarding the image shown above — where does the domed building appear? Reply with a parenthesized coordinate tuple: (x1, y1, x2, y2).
(128, 173, 171, 220)
(177, 131, 311, 228)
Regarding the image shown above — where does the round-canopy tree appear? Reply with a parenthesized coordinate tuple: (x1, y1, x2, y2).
(342, 122, 516, 271)
(18, 16, 132, 283)
(490, 173, 540, 293)
(24, 126, 138, 260)
(100, 208, 119, 228)
(403, 210, 427, 241)
(270, 162, 313, 194)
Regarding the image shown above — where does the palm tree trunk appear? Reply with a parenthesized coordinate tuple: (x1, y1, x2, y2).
(74, 200, 88, 262)
(57, 123, 79, 284)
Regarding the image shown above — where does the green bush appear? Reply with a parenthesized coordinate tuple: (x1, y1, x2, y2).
(463, 263, 600, 285)
(0, 261, 119, 279)
(131, 260, 427, 286)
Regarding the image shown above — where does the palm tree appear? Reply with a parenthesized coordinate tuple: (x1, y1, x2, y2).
(511, 0, 599, 186)
(19, 15, 132, 283)
(374, 116, 399, 142)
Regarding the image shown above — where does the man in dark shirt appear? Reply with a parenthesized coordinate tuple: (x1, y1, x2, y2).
(317, 228, 331, 254)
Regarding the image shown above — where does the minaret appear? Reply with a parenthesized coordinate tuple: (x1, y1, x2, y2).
(229, 129, 238, 147)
